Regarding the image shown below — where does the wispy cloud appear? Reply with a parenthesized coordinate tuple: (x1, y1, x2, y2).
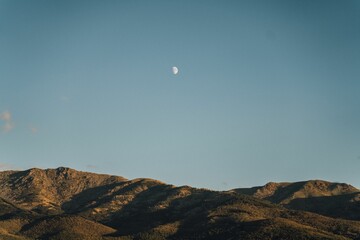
(30, 126, 38, 134)
(0, 111, 14, 132)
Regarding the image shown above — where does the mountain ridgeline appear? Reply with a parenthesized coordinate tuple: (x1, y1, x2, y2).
(234, 180, 360, 221)
(0, 167, 359, 240)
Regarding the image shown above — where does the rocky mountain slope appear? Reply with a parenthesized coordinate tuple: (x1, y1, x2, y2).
(233, 180, 360, 221)
(0, 167, 359, 240)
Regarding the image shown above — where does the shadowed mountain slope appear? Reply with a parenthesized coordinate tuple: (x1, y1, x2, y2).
(0, 168, 359, 239)
(21, 215, 117, 240)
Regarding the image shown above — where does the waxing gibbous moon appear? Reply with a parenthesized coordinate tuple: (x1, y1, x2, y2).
(172, 66, 179, 75)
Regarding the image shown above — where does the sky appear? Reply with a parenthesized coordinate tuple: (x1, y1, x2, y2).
(0, 0, 359, 190)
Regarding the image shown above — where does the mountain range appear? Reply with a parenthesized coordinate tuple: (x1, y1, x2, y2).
(0, 167, 359, 240)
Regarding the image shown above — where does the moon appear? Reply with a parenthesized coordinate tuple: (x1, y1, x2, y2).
(172, 66, 179, 75)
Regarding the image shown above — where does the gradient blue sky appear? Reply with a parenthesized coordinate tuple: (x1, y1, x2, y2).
(1, 0, 359, 190)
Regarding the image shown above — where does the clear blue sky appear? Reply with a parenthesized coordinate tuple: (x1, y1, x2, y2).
(1, 0, 359, 190)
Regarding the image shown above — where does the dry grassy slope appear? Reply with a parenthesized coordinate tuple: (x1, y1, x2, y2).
(233, 180, 360, 221)
(62, 178, 170, 221)
(0, 168, 360, 239)
(0, 167, 127, 213)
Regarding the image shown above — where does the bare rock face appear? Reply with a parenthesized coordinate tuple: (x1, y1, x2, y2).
(0, 167, 360, 239)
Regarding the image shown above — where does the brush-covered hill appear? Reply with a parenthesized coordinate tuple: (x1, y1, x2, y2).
(0, 168, 360, 239)
(233, 180, 360, 221)
(0, 167, 127, 214)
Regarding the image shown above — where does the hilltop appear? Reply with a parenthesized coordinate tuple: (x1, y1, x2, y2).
(233, 180, 360, 221)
